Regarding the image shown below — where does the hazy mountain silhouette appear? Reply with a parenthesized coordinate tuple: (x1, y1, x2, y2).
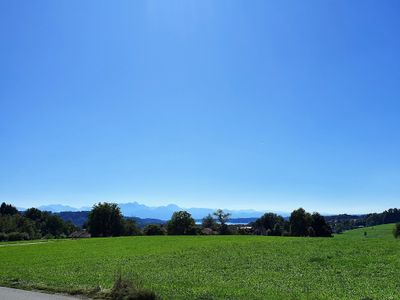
(32, 201, 288, 220)
(38, 204, 79, 212)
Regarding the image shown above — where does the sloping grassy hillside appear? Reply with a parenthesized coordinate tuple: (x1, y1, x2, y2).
(0, 224, 399, 299)
(337, 223, 395, 240)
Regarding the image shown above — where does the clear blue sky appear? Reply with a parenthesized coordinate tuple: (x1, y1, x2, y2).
(1, 1, 400, 214)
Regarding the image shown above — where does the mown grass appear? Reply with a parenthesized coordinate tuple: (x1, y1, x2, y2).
(0, 224, 399, 299)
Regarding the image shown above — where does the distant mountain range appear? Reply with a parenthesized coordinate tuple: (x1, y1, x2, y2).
(38, 204, 91, 212)
(34, 201, 288, 220)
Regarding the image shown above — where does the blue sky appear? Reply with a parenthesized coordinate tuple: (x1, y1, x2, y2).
(1, 1, 400, 213)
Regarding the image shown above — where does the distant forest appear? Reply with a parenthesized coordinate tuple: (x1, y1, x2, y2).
(325, 208, 400, 233)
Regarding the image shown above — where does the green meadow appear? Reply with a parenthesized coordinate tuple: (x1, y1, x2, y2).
(0, 224, 399, 299)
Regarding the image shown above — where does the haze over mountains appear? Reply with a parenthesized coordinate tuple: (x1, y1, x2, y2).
(34, 202, 288, 220)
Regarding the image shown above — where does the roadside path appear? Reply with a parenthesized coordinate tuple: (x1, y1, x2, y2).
(0, 241, 52, 247)
(0, 287, 86, 300)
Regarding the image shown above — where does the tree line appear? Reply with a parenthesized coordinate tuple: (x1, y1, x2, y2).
(252, 208, 332, 237)
(86, 203, 230, 236)
(86, 203, 333, 237)
(0, 201, 350, 239)
(326, 208, 400, 233)
(0, 202, 77, 241)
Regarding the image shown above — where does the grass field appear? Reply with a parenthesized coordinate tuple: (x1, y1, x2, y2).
(0, 224, 399, 299)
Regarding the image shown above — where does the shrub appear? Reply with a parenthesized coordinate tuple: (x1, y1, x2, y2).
(0, 232, 8, 242)
(7, 232, 29, 241)
(109, 275, 157, 300)
(237, 226, 252, 235)
(143, 224, 165, 236)
(42, 233, 55, 240)
(393, 223, 400, 239)
(201, 228, 214, 235)
(219, 224, 231, 235)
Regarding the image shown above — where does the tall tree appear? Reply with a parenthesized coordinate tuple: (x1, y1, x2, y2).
(201, 214, 217, 230)
(213, 209, 231, 235)
(213, 209, 231, 226)
(0, 202, 18, 216)
(167, 211, 196, 235)
(310, 212, 332, 237)
(24, 207, 43, 221)
(253, 213, 284, 235)
(42, 214, 66, 236)
(88, 202, 125, 237)
(289, 208, 311, 237)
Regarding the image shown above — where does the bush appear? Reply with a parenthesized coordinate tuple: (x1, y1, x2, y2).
(393, 223, 400, 239)
(7, 232, 29, 241)
(0, 232, 8, 242)
(219, 224, 231, 235)
(143, 224, 165, 236)
(42, 233, 55, 240)
(237, 227, 252, 235)
(109, 275, 157, 300)
(200, 228, 214, 235)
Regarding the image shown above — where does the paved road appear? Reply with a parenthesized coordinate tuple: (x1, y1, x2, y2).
(0, 287, 85, 300)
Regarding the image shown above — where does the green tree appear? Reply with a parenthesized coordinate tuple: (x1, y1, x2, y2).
(42, 214, 66, 236)
(88, 202, 125, 237)
(394, 223, 400, 239)
(64, 220, 77, 236)
(201, 214, 217, 230)
(289, 208, 311, 236)
(123, 219, 141, 236)
(253, 213, 284, 236)
(24, 207, 43, 221)
(272, 222, 283, 236)
(213, 209, 231, 235)
(167, 211, 196, 235)
(213, 209, 231, 225)
(0, 214, 19, 233)
(365, 213, 382, 227)
(0, 202, 18, 216)
(17, 216, 40, 239)
(310, 212, 332, 237)
(1, 204, 76, 239)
